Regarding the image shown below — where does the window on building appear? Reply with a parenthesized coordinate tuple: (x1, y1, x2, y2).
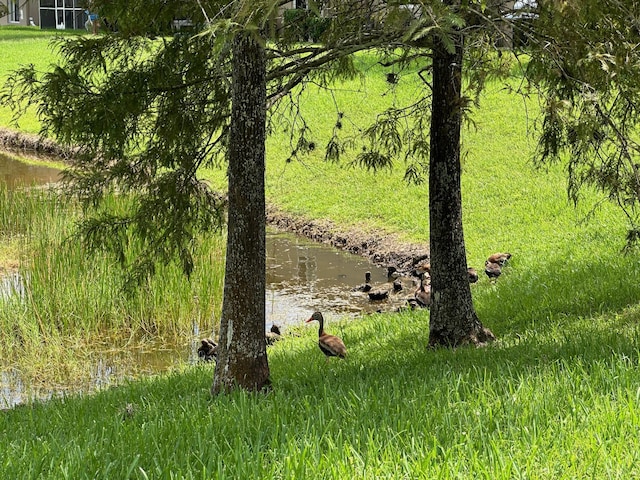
(9, 0, 20, 22)
(40, 0, 87, 29)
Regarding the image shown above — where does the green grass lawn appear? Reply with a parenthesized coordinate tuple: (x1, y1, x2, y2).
(3, 310, 640, 478)
(0, 26, 80, 132)
(2, 26, 640, 479)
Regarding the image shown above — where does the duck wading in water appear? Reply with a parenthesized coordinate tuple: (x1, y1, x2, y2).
(306, 311, 347, 360)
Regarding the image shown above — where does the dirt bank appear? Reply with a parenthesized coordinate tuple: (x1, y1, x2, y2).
(0, 127, 77, 160)
(1, 127, 430, 271)
(267, 205, 429, 273)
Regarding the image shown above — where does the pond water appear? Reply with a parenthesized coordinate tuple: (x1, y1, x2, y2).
(0, 153, 414, 408)
(265, 230, 411, 325)
(0, 152, 61, 187)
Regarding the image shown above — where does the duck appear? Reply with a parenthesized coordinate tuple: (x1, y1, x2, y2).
(266, 324, 282, 345)
(414, 273, 431, 307)
(197, 338, 218, 362)
(412, 259, 431, 277)
(485, 252, 512, 280)
(352, 271, 372, 292)
(487, 252, 511, 266)
(306, 311, 347, 359)
(387, 266, 402, 281)
(467, 267, 479, 284)
(368, 283, 391, 301)
(484, 260, 502, 279)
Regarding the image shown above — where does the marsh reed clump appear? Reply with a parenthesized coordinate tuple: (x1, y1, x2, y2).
(0, 183, 225, 367)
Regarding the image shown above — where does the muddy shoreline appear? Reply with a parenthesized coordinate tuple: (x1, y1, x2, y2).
(0, 127, 78, 161)
(267, 206, 429, 272)
(0, 127, 430, 271)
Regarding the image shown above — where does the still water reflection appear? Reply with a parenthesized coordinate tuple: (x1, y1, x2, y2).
(266, 230, 403, 326)
(0, 152, 60, 187)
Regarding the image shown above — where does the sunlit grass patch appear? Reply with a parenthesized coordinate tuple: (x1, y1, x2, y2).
(3, 306, 640, 478)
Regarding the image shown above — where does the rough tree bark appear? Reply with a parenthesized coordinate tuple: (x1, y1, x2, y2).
(212, 31, 271, 394)
(428, 21, 495, 347)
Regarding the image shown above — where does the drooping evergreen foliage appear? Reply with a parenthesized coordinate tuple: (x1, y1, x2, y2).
(525, 0, 640, 246)
(3, 29, 233, 287)
(0, 0, 412, 288)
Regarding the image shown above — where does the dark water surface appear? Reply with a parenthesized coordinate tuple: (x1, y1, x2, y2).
(265, 230, 408, 326)
(0, 154, 411, 408)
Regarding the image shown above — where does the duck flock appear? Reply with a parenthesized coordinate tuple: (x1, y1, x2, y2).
(354, 251, 512, 310)
(197, 324, 283, 362)
(198, 252, 512, 362)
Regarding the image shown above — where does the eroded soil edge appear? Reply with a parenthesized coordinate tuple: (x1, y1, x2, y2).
(267, 206, 429, 272)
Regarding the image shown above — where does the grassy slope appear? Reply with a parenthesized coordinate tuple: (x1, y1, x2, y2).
(0, 27, 80, 133)
(2, 27, 640, 478)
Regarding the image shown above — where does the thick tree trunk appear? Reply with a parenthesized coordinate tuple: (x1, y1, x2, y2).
(212, 32, 270, 394)
(428, 24, 495, 347)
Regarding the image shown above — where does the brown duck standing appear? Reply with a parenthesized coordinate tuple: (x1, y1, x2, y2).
(414, 273, 431, 307)
(306, 311, 347, 359)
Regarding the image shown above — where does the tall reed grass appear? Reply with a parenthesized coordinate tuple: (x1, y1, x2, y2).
(0, 183, 225, 366)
